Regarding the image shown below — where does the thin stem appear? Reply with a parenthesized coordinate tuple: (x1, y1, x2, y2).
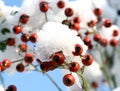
(97, 45, 113, 90)
(0, 73, 6, 91)
(77, 71, 89, 91)
(45, 13, 48, 22)
(30, 64, 62, 91)
(12, 58, 24, 63)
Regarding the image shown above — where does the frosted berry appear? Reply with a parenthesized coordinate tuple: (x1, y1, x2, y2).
(82, 54, 93, 66)
(19, 43, 28, 52)
(21, 33, 29, 42)
(103, 19, 112, 28)
(29, 33, 38, 43)
(63, 74, 75, 86)
(110, 39, 118, 47)
(99, 38, 108, 47)
(7, 38, 15, 46)
(72, 44, 83, 56)
(39, 1, 49, 12)
(51, 51, 65, 65)
(16, 63, 25, 72)
(6, 85, 17, 91)
(19, 14, 29, 24)
(93, 34, 101, 42)
(64, 7, 74, 17)
(13, 25, 22, 34)
(112, 29, 119, 37)
(93, 8, 102, 16)
(69, 62, 80, 72)
(87, 20, 96, 27)
(57, 0, 65, 8)
(24, 53, 34, 64)
(2, 59, 11, 68)
(83, 36, 91, 46)
(71, 23, 80, 31)
(73, 17, 81, 24)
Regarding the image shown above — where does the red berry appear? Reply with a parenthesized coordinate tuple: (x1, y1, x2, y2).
(69, 62, 80, 72)
(6, 85, 17, 91)
(16, 63, 25, 72)
(82, 54, 93, 66)
(85, 31, 91, 36)
(40, 62, 50, 72)
(39, 1, 49, 12)
(29, 33, 38, 43)
(13, 25, 22, 34)
(83, 36, 91, 46)
(51, 52, 65, 65)
(21, 33, 29, 42)
(57, 0, 65, 8)
(71, 23, 80, 31)
(93, 34, 101, 42)
(103, 19, 112, 28)
(64, 7, 74, 17)
(99, 38, 108, 47)
(110, 39, 118, 47)
(87, 20, 96, 27)
(91, 81, 98, 89)
(73, 17, 81, 24)
(0, 62, 6, 72)
(19, 43, 28, 52)
(24, 53, 34, 64)
(2, 59, 11, 68)
(63, 74, 75, 86)
(88, 44, 93, 50)
(7, 38, 15, 46)
(93, 8, 102, 16)
(112, 29, 119, 37)
(19, 14, 29, 24)
(72, 44, 83, 56)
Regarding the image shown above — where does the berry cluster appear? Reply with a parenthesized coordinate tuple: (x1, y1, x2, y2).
(0, 0, 120, 91)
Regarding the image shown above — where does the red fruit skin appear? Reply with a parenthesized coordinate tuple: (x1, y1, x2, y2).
(19, 14, 29, 24)
(93, 8, 102, 16)
(16, 63, 25, 72)
(51, 52, 65, 65)
(72, 44, 83, 56)
(93, 34, 101, 42)
(39, 1, 49, 12)
(73, 17, 81, 24)
(7, 38, 15, 46)
(0, 62, 6, 72)
(91, 81, 98, 89)
(13, 25, 22, 34)
(112, 29, 119, 37)
(110, 39, 119, 47)
(21, 33, 29, 42)
(57, 0, 65, 8)
(2, 59, 11, 68)
(6, 85, 17, 91)
(99, 38, 108, 47)
(19, 43, 28, 52)
(87, 20, 96, 27)
(103, 19, 112, 28)
(83, 36, 91, 46)
(64, 7, 74, 17)
(29, 33, 38, 43)
(82, 54, 93, 66)
(69, 62, 80, 72)
(63, 74, 75, 86)
(71, 23, 80, 31)
(24, 53, 34, 64)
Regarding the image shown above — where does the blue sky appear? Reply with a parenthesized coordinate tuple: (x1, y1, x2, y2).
(0, 0, 67, 91)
